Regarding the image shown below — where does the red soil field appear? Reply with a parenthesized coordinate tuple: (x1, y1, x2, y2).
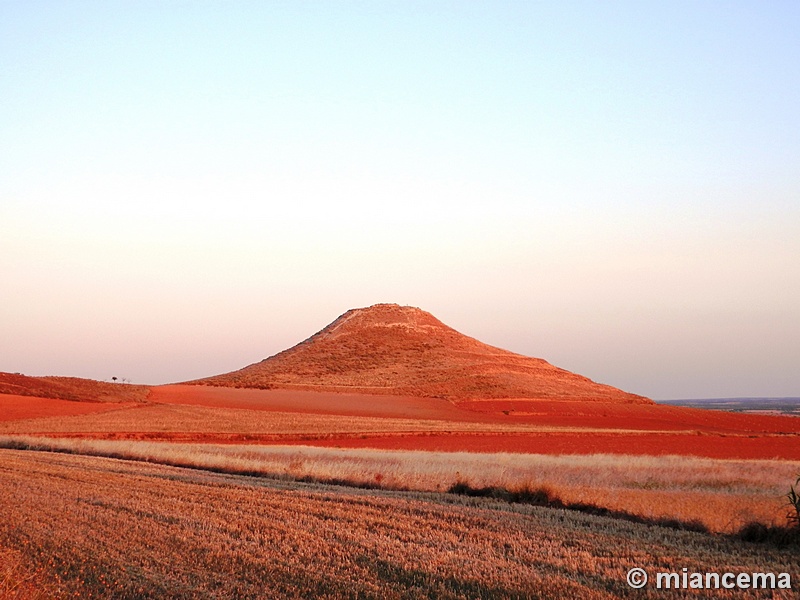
(288, 431, 800, 460)
(0, 385, 800, 460)
(0, 394, 137, 422)
(455, 398, 800, 434)
(4, 383, 799, 460)
(153, 384, 800, 434)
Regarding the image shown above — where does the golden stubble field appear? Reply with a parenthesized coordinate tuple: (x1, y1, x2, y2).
(1, 449, 798, 599)
(2, 436, 798, 534)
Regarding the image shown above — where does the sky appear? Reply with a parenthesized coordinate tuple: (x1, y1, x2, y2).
(1, 1, 798, 400)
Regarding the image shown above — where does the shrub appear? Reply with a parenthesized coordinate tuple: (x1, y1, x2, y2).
(786, 475, 800, 528)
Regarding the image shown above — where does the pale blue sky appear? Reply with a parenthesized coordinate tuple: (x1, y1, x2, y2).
(2, 1, 798, 399)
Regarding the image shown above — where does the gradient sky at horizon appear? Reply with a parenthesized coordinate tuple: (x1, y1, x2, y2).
(2, 1, 798, 399)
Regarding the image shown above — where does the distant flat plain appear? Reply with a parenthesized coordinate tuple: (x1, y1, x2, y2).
(659, 398, 800, 417)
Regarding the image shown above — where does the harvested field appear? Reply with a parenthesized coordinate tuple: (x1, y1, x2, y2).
(1, 449, 797, 599)
(2, 437, 798, 533)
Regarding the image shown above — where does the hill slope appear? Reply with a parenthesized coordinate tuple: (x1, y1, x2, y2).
(0, 372, 150, 403)
(190, 304, 649, 403)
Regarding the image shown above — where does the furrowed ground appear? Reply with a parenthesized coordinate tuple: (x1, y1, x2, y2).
(1, 449, 797, 599)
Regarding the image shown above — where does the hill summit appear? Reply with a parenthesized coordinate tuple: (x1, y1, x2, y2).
(191, 303, 649, 403)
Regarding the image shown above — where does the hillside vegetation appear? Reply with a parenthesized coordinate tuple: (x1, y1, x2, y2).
(191, 304, 649, 402)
